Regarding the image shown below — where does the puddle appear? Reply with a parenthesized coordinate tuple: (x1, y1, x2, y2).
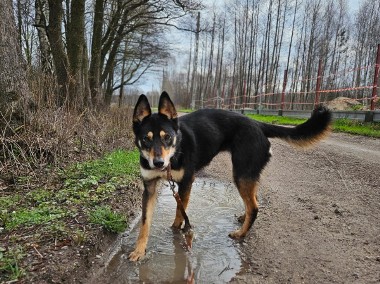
(90, 178, 250, 283)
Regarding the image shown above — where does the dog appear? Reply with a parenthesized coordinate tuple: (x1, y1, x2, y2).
(129, 91, 331, 261)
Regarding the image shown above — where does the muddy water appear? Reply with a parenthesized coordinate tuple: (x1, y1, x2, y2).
(92, 178, 251, 283)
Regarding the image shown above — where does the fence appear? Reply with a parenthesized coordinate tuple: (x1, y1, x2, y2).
(193, 44, 380, 122)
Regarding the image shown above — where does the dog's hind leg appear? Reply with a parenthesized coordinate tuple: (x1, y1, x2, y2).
(229, 179, 259, 239)
(172, 176, 195, 229)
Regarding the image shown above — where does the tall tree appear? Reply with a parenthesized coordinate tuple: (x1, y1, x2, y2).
(88, 0, 105, 106)
(0, 0, 31, 122)
(66, 0, 86, 108)
(190, 12, 201, 109)
(46, 0, 69, 107)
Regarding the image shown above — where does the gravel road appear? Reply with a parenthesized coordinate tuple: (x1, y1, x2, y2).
(203, 132, 380, 283)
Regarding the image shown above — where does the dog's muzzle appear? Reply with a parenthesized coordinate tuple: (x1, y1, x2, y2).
(153, 157, 165, 169)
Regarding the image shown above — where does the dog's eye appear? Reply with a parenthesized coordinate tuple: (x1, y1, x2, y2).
(142, 135, 151, 145)
(163, 134, 171, 143)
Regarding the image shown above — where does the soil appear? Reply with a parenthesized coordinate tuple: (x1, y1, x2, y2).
(325, 97, 363, 110)
(9, 131, 379, 283)
(6, 180, 143, 284)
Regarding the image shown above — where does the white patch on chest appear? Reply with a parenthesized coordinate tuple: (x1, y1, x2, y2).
(140, 166, 185, 182)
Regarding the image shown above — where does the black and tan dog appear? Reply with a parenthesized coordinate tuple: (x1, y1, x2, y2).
(129, 91, 331, 261)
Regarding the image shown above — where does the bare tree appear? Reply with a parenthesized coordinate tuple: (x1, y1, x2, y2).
(190, 12, 201, 109)
(0, 0, 31, 122)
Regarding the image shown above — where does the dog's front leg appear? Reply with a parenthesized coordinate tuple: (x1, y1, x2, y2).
(129, 179, 158, 261)
(172, 177, 194, 229)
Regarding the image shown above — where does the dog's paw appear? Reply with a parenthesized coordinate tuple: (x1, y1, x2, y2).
(171, 220, 183, 229)
(129, 249, 145, 262)
(228, 229, 246, 239)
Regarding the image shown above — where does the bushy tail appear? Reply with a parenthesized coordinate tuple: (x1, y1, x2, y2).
(259, 106, 332, 147)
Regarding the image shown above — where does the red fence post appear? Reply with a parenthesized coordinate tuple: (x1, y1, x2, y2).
(281, 69, 288, 110)
(315, 58, 323, 107)
(371, 43, 380, 111)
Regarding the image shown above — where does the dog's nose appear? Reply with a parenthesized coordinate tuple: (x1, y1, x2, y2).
(153, 158, 165, 168)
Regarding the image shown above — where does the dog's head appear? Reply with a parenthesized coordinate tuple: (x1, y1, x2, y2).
(133, 92, 180, 170)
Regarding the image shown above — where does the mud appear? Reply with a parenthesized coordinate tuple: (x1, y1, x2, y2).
(86, 132, 380, 283)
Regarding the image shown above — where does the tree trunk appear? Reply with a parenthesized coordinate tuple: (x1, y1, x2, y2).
(89, 0, 104, 106)
(46, 0, 70, 107)
(190, 12, 200, 109)
(35, 0, 53, 75)
(0, 0, 31, 123)
(66, 0, 85, 109)
(204, 13, 216, 101)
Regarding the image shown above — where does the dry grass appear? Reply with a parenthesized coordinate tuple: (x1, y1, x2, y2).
(0, 74, 135, 184)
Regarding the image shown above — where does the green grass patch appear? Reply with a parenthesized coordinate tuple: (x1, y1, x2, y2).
(5, 206, 67, 230)
(0, 195, 21, 210)
(88, 206, 127, 233)
(0, 246, 25, 281)
(247, 114, 306, 126)
(63, 149, 140, 183)
(58, 149, 140, 205)
(1, 149, 140, 232)
(333, 119, 380, 137)
(178, 109, 193, 113)
(248, 114, 380, 137)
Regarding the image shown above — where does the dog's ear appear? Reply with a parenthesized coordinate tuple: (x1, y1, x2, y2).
(158, 91, 177, 120)
(133, 94, 151, 123)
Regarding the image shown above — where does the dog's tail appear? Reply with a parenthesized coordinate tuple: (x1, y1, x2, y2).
(259, 106, 332, 147)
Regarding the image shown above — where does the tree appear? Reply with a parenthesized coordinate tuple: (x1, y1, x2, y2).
(0, 0, 31, 123)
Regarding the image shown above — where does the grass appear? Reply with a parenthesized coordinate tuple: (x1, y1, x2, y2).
(2, 149, 140, 232)
(60, 149, 140, 205)
(0, 246, 25, 281)
(178, 109, 193, 113)
(333, 119, 380, 137)
(247, 114, 306, 126)
(0, 149, 140, 281)
(5, 206, 67, 231)
(63, 149, 140, 184)
(89, 206, 127, 233)
(247, 114, 380, 138)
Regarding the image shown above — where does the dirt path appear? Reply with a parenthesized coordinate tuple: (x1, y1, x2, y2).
(204, 132, 380, 283)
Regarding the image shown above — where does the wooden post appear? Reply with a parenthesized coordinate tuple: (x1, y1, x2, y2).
(281, 69, 288, 111)
(370, 43, 380, 111)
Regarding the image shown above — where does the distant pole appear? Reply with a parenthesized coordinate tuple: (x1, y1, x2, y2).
(242, 79, 247, 112)
(281, 69, 288, 110)
(230, 82, 234, 109)
(315, 58, 323, 107)
(221, 80, 226, 108)
(370, 43, 380, 111)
